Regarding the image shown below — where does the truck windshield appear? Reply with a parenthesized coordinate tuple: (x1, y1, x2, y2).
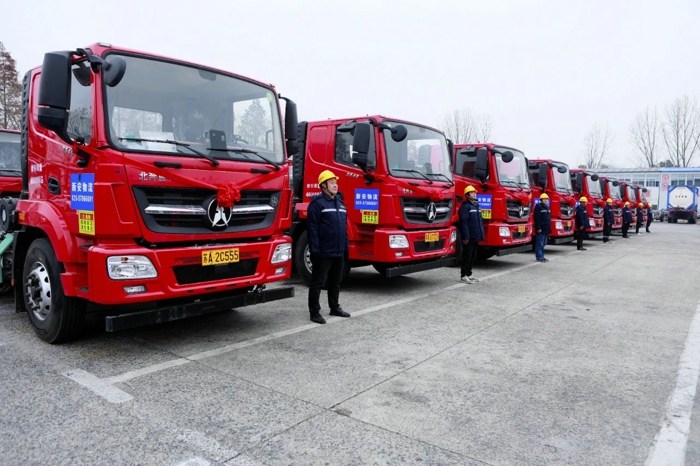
(0, 131, 21, 172)
(627, 186, 636, 201)
(608, 181, 621, 199)
(384, 122, 452, 182)
(587, 176, 602, 196)
(495, 148, 529, 188)
(104, 54, 285, 163)
(552, 165, 572, 193)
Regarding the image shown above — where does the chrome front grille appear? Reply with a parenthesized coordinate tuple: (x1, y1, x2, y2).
(401, 197, 452, 224)
(133, 187, 280, 234)
(506, 200, 530, 219)
(561, 205, 574, 218)
(592, 205, 603, 216)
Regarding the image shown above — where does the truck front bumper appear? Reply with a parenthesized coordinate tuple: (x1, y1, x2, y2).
(79, 236, 293, 305)
(369, 226, 457, 263)
(482, 221, 532, 250)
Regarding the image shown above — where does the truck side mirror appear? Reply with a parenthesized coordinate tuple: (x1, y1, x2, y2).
(37, 51, 73, 143)
(103, 56, 126, 87)
(590, 174, 599, 181)
(501, 150, 514, 163)
(612, 180, 619, 186)
(575, 172, 584, 191)
(557, 165, 568, 173)
(538, 164, 548, 188)
(351, 122, 372, 170)
(447, 139, 454, 172)
(474, 147, 488, 182)
(282, 97, 299, 156)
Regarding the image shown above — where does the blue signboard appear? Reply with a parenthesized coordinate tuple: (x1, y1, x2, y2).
(354, 188, 379, 210)
(476, 194, 492, 210)
(70, 173, 95, 211)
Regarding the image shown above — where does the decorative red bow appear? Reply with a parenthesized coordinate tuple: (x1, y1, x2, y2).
(216, 183, 241, 208)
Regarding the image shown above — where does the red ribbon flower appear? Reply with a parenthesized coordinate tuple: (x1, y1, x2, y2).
(216, 183, 241, 208)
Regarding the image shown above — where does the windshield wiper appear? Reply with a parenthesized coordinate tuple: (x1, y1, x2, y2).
(426, 173, 454, 186)
(118, 137, 219, 166)
(500, 180, 520, 188)
(0, 169, 21, 176)
(392, 169, 433, 184)
(208, 147, 281, 171)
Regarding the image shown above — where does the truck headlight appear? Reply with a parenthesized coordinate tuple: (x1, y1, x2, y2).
(555, 221, 563, 230)
(499, 227, 510, 237)
(389, 235, 409, 249)
(271, 243, 292, 264)
(450, 231, 457, 243)
(107, 256, 157, 280)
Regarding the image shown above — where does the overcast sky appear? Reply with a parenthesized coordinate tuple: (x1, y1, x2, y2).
(4, 0, 699, 168)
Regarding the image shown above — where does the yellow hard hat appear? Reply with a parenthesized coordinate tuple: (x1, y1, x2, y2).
(579, 196, 588, 203)
(606, 198, 612, 203)
(464, 185, 477, 195)
(318, 170, 339, 186)
(639, 202, 644, 207)
(540, 193, 549, 200)
(624, 201, 630, 206)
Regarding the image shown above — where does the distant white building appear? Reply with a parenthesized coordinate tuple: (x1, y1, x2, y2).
(595, 167, 700, 209)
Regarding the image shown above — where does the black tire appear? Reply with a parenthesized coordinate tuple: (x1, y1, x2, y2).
(373, 263, 389, 277)
(451, 229, 463, 267)
(0, 280, 11, 294)
(23, 238, 85, 343)
(294, 231, 313, 284)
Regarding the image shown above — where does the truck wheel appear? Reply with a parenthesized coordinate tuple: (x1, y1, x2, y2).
(294, 231, 313, 284)
(23, 238, 85, 344)
(451, 230, 463, 267)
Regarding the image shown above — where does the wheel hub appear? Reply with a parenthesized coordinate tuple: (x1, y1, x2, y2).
(26, 261, 52, 321)
(304, 245, 313, 274)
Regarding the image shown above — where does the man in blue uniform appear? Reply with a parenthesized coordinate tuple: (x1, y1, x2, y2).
(575, 196, 591, 251)
(622, 201, 632, 238)
(534, 193, 551, 262)
(646, 203, 653, 233)
(458, 185, 485, 283)
(307, 170, 351, 324)
(636, 202, 645, 235)
(603, 198, 614, 243)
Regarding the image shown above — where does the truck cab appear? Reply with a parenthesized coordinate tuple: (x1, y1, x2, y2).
(15, 43, 299, 342)
(291, 116, 457, 282)
(528, 159, 576, 244)
(570, 168, 604, 238)
(452, 143, 532, 260)
(598, 176, 623, 229)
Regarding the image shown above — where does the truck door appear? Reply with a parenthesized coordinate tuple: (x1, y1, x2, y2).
(332, 125, 378, 228)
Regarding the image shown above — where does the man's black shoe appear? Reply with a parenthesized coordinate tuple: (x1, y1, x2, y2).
(330, 308, 351, 318)
(310, 313, 327, 324)
(578, 247, 587, 251)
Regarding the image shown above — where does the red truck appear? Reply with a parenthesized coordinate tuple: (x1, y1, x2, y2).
(451, 143, 533, 260)
(0, 129, 22, 292)
(619, 181, 638, 228)
(528, 159, 576, 244)
(598, 176, 623, 230)
(290, 116, 457, 282)
(570, 168, 604, 239)
(12, 43, 299, 343)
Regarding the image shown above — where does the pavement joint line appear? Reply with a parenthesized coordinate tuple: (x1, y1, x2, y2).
(645, 297, 700, 466)
(60, 244, 615, 403)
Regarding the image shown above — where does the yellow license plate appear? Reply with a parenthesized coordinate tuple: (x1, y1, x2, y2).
(425, 232, 440, 242)
(202, 248, 239, 266)
(566, 221, 572, 227)
(518, 226, 526, 233)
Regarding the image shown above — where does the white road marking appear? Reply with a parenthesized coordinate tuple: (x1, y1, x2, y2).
(172, 458, 211, 466)
(63, 249, 579, 402)
(105, 358, 190, 384)
(63, 369, 133, 403)
(645, 299, 700, 466)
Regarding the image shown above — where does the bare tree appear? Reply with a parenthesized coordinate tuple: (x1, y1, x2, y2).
(474, 114, 493, 143)
(440, 109, 474, 144)
(0, 42, 22, 130)
(662, 95, 700, 168)
(581, 123, 614, 169)
(629, 106, 661, 167)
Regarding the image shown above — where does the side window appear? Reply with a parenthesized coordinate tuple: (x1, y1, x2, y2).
(66, 62, 92, 143)
(454, 152, 476, 179)
(528, 166, 540, 186)
(334, 126, 376, 171)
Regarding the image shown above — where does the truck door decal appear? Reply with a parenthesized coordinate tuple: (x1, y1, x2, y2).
(71, 173, 96, 235)
(355, 188, 379, 224)
(477, 194, 492, 219)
